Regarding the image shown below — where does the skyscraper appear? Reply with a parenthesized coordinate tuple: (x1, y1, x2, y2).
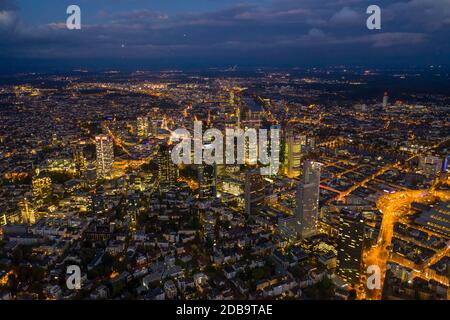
(95, 135, 114, 180)
(198, 164, 216, 200)
(336, 211, 365, 286)
(265, 124, 281, 176)
(244, 169, 265, 216)
(295, 160, 321, 238)
(283, 126, 302, 178)
(158, 143, 179, 186)
(382, 92, 389, 109)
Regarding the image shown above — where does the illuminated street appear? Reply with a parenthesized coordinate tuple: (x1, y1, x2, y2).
(364, 190, 450, 299)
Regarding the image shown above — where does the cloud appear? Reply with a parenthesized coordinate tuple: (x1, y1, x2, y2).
(308, 28, 326, 38)
(46, 22, 67, 30)
(369, 32, 428, 48)
(387, 0, 450, 31)
(329, 7, 362, 26)
(109, 9, 169, 23)
(0, 0, 448, 66)
(0, 9, 16, 27)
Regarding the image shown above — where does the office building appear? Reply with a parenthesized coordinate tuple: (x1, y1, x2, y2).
(336, 211, 365, 286)
(382, 92, 389, 109)
(296, 160, 321, 238)
(158, 143, 179, 186)
(95, 134, 114, 179)
(283, 126, 302, 178)
(244, 169, 265, 216)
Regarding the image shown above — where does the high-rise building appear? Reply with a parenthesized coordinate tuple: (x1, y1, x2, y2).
(295, 160, 321, 238)
(303, 159, 321, 185)
(382, 92, 389, 109)
(283, 127, 302, 178)
(95, 135, 114, 179)
(158, 143, 179, 186)
(198, 164, 216, 200)
(137, 116, 149, 138)
(84, 162, 97, 187)
(264, 124, 281, 176)
(244, 169, 265, 216)
(336, 211, 365, 286)
(308, 136, 316, 151)
(148, 108, 161, 137)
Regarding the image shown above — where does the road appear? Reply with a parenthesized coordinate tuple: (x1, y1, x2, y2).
(363, 189, 450, 299)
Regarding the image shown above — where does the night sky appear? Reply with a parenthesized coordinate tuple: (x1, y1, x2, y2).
(1, 0, 449, 71)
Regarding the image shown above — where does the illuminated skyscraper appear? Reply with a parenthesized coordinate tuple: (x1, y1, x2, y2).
(283, 127, 302, 178)
(296, 160, 321, 238)
(158, 143, 178, 186)
(95, 135, 114, 179)
(382, 92, 389, 109)
(198, 164, 216, 200)
(229, 90, 235, 106)
(336, 211, 364, 285)
(264, 124, 281, 176)
(244, 169, 265, 216)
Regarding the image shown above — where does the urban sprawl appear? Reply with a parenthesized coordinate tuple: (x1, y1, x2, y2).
(0, 68, 449, 300)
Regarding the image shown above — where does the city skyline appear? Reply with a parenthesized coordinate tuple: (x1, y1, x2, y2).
(0, 0, 449, 305)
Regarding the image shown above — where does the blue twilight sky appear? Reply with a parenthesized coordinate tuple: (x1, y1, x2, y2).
(1, 0, 450, 71)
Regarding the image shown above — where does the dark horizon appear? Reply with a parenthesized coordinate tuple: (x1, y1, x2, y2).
(2, 58, 450, 75)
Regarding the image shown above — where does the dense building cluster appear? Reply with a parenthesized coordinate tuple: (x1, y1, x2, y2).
(0, 68, 449, 300)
